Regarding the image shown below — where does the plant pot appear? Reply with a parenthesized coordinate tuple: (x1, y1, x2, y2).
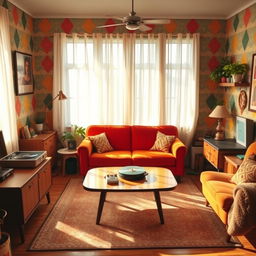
(35, 123, 43, 133)
(0, 232, 12, 256)
(232, 74, 244, 83)
(221, 77, 227, 83)
(67, 139, 77, 150)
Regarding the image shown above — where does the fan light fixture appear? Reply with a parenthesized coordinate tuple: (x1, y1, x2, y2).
(126, 23, 139, 30)
(96, 0, 169, 32)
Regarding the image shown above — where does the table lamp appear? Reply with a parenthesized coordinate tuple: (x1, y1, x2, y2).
(209, 105, 230, 141)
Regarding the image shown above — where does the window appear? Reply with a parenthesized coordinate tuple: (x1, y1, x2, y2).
(55, 33, 199, 145)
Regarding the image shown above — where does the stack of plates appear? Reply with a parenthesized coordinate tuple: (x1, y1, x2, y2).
(118, 166, 147, 181)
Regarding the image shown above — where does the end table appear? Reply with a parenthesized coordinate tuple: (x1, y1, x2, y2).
(57, 148, 79, 176)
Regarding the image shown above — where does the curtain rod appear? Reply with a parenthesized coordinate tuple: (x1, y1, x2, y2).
(65, 33, 197, 38)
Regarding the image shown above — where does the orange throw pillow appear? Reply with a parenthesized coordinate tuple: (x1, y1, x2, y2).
(88, 132, 114, 153)
(150, 131, 175, 153)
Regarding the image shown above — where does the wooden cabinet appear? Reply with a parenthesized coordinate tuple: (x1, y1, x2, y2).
(19, 131, 57, 167)
(38, 162, 51, 199)
(203, 138, 246, 171)
(224, 155, 243, 174)
(0, 158, 51, 243)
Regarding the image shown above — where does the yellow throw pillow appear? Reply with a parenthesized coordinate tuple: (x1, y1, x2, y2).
(150, 131, 175, 153)
(231, 158, 256, 185)
(88, 132, 114, 153)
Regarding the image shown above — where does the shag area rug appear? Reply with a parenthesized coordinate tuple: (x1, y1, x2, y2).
(30, 176, 240, 250)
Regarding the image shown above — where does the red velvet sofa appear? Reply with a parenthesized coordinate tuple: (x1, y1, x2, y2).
(78, 125, 187, 180)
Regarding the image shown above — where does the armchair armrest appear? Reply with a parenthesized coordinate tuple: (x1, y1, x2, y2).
(77, 139, 93, 175)
(171, 138, 187, 176)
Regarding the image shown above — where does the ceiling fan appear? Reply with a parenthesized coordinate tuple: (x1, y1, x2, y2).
(97, 0, 170, 32)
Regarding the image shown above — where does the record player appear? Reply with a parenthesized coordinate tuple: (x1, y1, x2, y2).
(0, 151, 47, 168)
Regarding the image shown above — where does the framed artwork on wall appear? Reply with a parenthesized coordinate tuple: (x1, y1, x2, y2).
(249, 53, 256, 112)
(14, 51, 34, 95)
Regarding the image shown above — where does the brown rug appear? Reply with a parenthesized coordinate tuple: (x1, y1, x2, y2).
(30, 176, 240, 250)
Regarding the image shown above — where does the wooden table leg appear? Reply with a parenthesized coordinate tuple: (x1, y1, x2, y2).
(154, 191, 164, 224)
(96, 191, 106, 225)
(19, 224, 25, 243)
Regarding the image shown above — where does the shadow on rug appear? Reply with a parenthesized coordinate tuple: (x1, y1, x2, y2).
(30, 176, 241, 250)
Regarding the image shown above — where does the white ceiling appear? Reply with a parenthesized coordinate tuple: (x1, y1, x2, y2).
(9, 0, 256, 19)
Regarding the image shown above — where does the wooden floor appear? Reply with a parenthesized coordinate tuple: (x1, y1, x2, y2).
(8, 172, 256, 256)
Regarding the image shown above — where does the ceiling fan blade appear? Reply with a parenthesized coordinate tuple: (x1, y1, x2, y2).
(139, 23, 152, 32)
(112, 16, 124, 21)
(96, 23, 125, 28)
(143, 19, 170, 25)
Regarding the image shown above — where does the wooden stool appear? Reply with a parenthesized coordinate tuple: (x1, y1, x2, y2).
(57, 148, 78, 176)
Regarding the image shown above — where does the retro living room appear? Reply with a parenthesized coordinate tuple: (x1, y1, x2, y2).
(1, 0, 256, 255)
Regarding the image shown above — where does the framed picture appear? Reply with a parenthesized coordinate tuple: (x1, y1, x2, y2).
(235, 116, 254, 147)
(249, 53, 256, 112)
(14, 51, 34, 95)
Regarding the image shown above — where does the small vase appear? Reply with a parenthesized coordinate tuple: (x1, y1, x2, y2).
(221, 77, 226, 83)
(35, 123, 43, 133)
(232, 74, 244, 83)
(67, 140, 77, 150)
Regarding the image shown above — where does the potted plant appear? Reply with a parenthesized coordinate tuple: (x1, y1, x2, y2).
(34, 113, 45, 133)
(210, 57, 231, 83)
(62, 125, 86, 149)
(223, 63, 248, 83)
(0, 209, 11, 256)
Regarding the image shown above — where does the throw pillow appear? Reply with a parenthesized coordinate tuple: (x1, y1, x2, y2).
(231, 158, 256, 185)
(88, 132, 114, 153)
(150, 131, 175, 153)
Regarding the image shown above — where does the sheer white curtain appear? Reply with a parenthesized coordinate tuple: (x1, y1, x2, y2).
(165, 33, 200, 146)
(53, 33, 199, 146)
(0, 7, 19, 153)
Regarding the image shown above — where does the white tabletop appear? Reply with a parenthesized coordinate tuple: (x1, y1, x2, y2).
(57, 148, 77, 155)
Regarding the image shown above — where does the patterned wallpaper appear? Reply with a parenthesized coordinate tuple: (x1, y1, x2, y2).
(224, 4, 256, 138)
(1, 0, 34, 132)
(2, 0, 231, 140)
(32, 18, 226, 138)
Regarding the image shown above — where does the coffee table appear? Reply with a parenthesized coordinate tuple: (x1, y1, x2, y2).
(83, 166, 177, 225)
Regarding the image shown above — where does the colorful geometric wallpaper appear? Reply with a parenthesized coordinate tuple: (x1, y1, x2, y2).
(224, 4, 256, 138)
(2, 0, 244, 140)
(32, 17, 226, 137)
(0, 0, 34, 132)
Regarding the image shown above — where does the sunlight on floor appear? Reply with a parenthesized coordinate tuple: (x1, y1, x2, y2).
(55, 221, 111, 247)
(115, 231, 135, 242)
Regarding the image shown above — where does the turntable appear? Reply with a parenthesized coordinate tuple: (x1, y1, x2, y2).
(0, 151, 47, 168)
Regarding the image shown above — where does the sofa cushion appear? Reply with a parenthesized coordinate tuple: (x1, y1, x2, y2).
(89, 150, 132, 167)
(150, 131, 175, 152)
(200, 171, 233, 184)
(87, 125, 131, 150)
(132, 125, 178, 150)
(88, 132, 114, 153)
(231, 158, 256, 185)
(132, 150, 176, 166)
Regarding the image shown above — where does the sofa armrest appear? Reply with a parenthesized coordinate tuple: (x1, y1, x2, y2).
(77, 139, 93, 175)
(171, 138, 187, 176)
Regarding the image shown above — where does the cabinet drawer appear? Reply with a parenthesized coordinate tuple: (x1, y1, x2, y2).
(203, 141, 218, 168)
(22, 176, 39, 221)
(38, 162, 51, 199)
(211, 148, 218, 167)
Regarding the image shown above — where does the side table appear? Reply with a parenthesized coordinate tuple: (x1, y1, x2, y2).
(57, 148, 79, 176)
(224, 155, 243, 174)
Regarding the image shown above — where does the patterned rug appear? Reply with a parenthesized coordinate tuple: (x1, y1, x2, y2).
(30, 176, 240, 250)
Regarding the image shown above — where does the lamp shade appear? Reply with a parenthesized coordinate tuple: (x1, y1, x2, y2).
(209, 105, 231, 119)
(53, 90, 67, 101)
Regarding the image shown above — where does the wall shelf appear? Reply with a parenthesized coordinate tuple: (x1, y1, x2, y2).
(219, 82, 249, 87)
